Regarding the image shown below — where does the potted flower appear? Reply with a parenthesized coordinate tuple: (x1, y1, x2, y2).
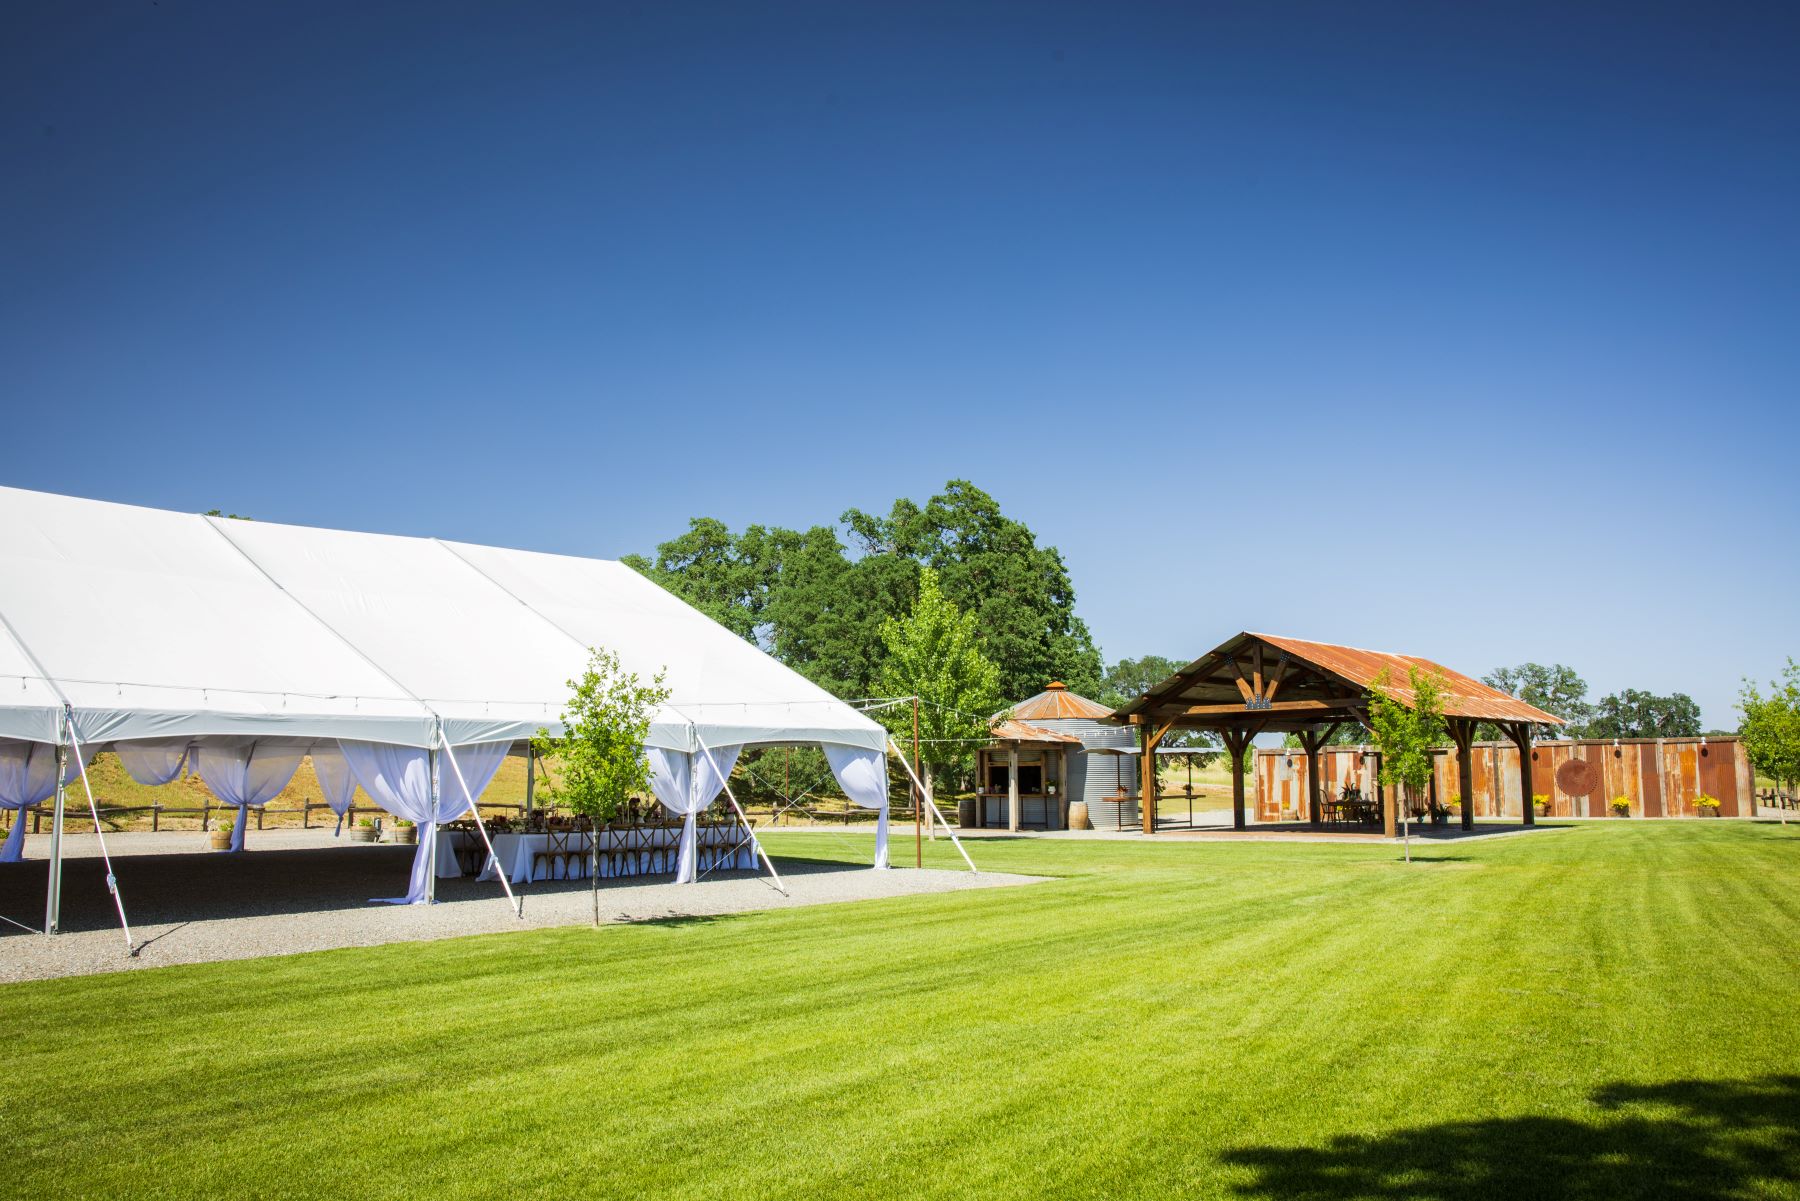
(392, 818, 418, 845)
(1610, 795, 1631, 818)
(1694, 794, 1721, 818)
(208, 815, 234, 852)
(1532, 794, 1550, 818)
(348, 817, 378, 843)
(1446, 794, 1463, 816)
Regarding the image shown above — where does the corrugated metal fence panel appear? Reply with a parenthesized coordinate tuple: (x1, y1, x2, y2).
(1252, 738, 1749, 820)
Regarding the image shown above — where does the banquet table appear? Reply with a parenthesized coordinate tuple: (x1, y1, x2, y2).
(435, 825, 755, 883)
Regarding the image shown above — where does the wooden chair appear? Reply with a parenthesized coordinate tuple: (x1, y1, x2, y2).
(533, 830, 581, 881)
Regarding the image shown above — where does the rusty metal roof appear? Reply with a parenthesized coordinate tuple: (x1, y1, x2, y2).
(1111, 632, 1566, 728)
(1010, 681, 1116, 721)
(989, 717, 1084, 744)
(1250, 634, 1565, 725)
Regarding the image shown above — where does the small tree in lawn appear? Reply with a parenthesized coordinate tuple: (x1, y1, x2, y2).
(875, 568, 1005, 804)
(1739, 659, 1800, 821)
(532, 648, 669, 924)
(1366, 665, 1449, 862)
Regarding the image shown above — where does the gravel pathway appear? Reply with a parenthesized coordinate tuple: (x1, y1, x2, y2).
(0, 830, 1041, 983)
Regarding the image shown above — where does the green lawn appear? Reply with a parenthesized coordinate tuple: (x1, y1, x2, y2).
(6, 824, 1799, 1199)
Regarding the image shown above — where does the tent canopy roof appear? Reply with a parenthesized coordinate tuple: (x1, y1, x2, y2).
(0, 487, 884, 753)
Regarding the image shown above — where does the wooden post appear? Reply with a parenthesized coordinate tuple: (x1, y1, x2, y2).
(1140, 724, 1163, 835)
(1223, 727, 1250, 831)
(1299, 726, 1336, 828)
(914, 697, 923, 866)
(1007, 744, 1020, 833)
(1451, 719, 1476, 831)
(1513, 723, 1536, 826)
(1059, 747, 1071, 831)
(1377, 751, 1395, 838)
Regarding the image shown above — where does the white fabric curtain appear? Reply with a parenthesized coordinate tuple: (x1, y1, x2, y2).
(309, 745, 358, 834)
(824, 745, 890, 869)
(0, 739, 94, 863)
(647, 744, 742, 884)
(196, 741, 307, 853)
(340, 741, 433, 903)
(115, 738, 193, 786)
(340, 739, 509, 904)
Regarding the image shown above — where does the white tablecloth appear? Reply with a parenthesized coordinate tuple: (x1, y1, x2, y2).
(435, 826, 755, 883)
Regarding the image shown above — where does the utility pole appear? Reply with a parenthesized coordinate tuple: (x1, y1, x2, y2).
(913, 695, 922, 868)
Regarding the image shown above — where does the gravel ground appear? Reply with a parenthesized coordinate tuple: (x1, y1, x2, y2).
(0, 829, 1040, 983)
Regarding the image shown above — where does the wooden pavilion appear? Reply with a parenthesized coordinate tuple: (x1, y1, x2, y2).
(1109, 632, 1565, 835)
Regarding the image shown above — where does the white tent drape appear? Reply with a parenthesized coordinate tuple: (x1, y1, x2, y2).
(309, 745, 358, 834)
(115, 738, 193, 786)
(340, 742, 431, 902)
(341, 739, 509, 904)
(824, 745, 890, 869)
(437, 738, 514, 878)
(195, 741, 307, 853)
(647, 745, 742, 884)
(0, 739, 94, 863)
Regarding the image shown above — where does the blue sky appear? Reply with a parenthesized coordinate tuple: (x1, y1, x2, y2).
(3, 1, 1795, 727)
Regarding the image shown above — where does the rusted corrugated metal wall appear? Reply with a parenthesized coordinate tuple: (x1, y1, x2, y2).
(1255, 737, 1752, 821)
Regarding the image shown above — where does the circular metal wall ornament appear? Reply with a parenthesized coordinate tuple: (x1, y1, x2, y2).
(1555, 758, 1600, 798)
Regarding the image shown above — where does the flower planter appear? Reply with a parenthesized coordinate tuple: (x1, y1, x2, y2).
(348, 826, 378, 843)
(207, 829, 232, 852)
(392, 825, 418, 845)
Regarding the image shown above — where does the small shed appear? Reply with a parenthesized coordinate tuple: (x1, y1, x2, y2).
(972, 683, 1140, 831)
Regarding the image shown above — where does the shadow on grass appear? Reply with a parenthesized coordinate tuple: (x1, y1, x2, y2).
(1223, 1075, 1800, 1200)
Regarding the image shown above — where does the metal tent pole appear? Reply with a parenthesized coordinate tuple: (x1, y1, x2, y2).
(45, 744, 66, 936)
(888, 739, 978, 873)
(440, 737, 523, 919)
(696, 736, 785, 896)
(426, 747, 440, 905)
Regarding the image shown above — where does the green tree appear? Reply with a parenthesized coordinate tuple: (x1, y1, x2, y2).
(1739, 660, 1800, 792)
(845, 481, 1104, 700)
(1585, 689, 1703, 739)
(625, 481, 1106, 707)
(1367, 666, 1449, 859)
(874, 569, 1004, 793)
(531, 648, 671, 924)
(1479, 662, 1591, 739)
(620, 518, 791, 643)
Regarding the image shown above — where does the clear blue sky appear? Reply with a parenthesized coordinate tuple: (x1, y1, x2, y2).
(4, 2, 1795, 728)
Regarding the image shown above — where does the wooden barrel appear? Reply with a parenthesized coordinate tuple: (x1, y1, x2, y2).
(957, 797, 977, 829)
(1068, 800, 1092, 831)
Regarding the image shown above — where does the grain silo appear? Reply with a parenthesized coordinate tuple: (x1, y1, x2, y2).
(969, 682, 1140, 831)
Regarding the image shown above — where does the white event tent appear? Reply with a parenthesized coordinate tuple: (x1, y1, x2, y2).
(0, 487, 932, 944)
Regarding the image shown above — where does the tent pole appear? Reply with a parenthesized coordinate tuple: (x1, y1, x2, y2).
(45, 744, 66, 936)
(426, 747, 440, 905)
(440, 738, 523, 919)
(524, 745, 535, 817)
(888, 739, 978, 873)
(63, 714, 136, 955)
(696, 736, 785, 896)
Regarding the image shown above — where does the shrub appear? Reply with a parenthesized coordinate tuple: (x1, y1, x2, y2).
(395, 818, 415, 828)
(357, 817, 374, 829)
